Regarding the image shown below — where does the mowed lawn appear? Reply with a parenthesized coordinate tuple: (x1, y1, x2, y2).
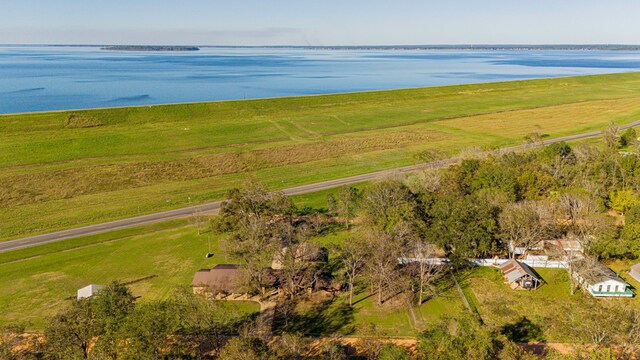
(4, 73, 640, 239)
(0, 222, 271, 328)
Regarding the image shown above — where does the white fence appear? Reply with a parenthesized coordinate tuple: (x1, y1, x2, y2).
(399, 257, 569, 269)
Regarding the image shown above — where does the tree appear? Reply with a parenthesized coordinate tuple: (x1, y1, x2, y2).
(377, 344, 411, 360)
(362, 227, 402, 305)
(609, 189, 638, 215)
(215, 179, 297, 295)
(269, 333, 311, 360)
(417, 316, 497, 360)
(276, 225, 327, 298)
(407, 241, 442, 306)
(355, 323, 386, 360)
(118, 302, 181, 360)
(222, 215, 278, 295)
(169, 287, 246, 356)
(44, 299, 101, 359)
(191, 208, 206, 236)
(218, 320, 272, 360)
(499, 201, 545, 259)
(360, 179, 420, 232)
(602, 122, 621, 151)
(339, 235, 368, 306)
(0, 323, 28, 360)
(91, 281, 136, 359)
(620, 127, 637, 148)
(218, 337, 269, 360)
(428, 195, 499, 264)
(327, 186, 360, 230)
(217, 178, 295, 224)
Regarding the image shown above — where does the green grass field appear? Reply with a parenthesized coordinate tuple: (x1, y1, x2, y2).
(4, 73, 640, 239)
(461, 266, 640, 342)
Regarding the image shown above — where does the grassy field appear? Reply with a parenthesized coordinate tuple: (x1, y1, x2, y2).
(461, 266, 640, 342)
(4, 73, 640, 239)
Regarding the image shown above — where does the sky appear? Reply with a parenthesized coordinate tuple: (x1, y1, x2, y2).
(1, 0, 640, 46)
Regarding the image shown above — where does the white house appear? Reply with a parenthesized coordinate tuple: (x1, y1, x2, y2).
(572, 260, 632, 298)
(77, 284, 104, 300)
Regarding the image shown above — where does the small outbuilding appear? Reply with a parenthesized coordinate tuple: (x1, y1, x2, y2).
(630, 263, 640, 283)
(77, 284, 104, 300)
(572, 259, 633, 298)
(498, 259, 541, 290)
(192, 264, 244, 295)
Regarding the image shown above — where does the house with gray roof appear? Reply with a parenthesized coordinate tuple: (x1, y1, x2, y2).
(572, 259, 633, 298)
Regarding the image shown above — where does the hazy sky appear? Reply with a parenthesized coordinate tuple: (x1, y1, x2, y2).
(1, 0, 639, 45)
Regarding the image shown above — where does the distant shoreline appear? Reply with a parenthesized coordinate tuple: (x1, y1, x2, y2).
(100, 45, 199, 52)
(31, 44, 640, 51)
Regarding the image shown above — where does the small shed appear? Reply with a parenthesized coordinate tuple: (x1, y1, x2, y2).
(572, 259, 632, 298)
(192, 264, 244, 295)
(631, 263, 640, 283)
(498, 259, 541, 290)
(77, 284, 104, 300)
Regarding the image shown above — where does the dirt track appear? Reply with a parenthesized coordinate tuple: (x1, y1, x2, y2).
(2, 120, 640, 253)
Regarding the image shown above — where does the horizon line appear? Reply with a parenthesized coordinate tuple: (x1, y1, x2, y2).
(2, 43, 640, 48)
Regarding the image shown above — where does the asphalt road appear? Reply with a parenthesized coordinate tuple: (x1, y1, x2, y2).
(2, 120, 640, 253)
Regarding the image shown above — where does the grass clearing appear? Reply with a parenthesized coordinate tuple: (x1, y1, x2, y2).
(461, 266, 640, 342)
(275, 279, 467, 337)
(4, 73, 640, 239)
(0, 224, 222, 327)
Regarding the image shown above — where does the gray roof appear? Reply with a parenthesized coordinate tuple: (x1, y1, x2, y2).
(629, 263, 640, 282)
(498, 259, 540, 283)
(573, 259, 628, 285)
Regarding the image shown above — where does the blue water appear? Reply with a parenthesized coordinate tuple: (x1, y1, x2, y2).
(1, 46, 640, 114)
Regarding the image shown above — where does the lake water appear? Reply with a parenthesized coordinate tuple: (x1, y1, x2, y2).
(2, 46, 640, 114)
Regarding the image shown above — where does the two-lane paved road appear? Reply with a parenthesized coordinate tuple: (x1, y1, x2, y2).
(2, 120, 640, 253)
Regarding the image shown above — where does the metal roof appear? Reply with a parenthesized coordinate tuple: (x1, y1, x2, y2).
(573, 259, 628, 285)
(498, 259, 540, 283)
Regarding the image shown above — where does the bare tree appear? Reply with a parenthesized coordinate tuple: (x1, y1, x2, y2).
(191, 208, 205, 236)
(276, 226, 325, 298)
(618, 306, 640, 360)
(602, 122, 620, 152)
(339, 235, 368, 306)
(223, 216, 277, 295)
(409, 241, 442, 306)
(362, 228, 401, 305)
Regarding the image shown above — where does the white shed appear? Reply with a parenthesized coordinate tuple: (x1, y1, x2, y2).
(77, 284, 104, 300)
(572, 260, 632, 298)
